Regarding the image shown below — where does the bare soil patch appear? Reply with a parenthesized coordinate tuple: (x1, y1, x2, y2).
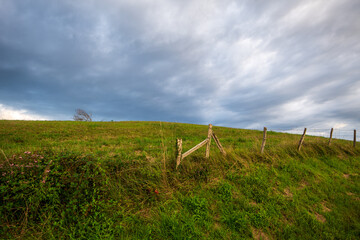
(297, 180, 309, 190)
(251, 228, 270, 240)
(249, 201, 258, 206)
(321, 202, 331, 212)
(314, 212, 326, 223)
(283, 187, 293, 198)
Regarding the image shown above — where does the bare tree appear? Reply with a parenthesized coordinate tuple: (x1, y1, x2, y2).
(73, 109, 92, 122)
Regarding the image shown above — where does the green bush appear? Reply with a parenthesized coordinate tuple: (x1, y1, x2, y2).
(0, 151, 116, 239)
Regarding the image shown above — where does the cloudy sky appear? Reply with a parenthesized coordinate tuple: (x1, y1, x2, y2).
(0, 0, 359, 130)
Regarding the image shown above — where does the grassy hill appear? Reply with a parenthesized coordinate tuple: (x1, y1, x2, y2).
(0, 120, 359, 239)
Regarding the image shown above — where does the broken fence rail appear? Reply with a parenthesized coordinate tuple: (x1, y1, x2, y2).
(176, 124, 226, 169)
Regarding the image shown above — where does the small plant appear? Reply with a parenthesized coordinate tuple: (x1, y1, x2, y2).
(183, 196, 210, 226)
(216, 182, 233, 202)
(222, 210, 252, 236)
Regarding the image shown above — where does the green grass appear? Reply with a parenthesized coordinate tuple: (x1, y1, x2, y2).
(0, 120, 359, 239)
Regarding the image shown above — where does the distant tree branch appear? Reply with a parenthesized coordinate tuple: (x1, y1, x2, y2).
(73, 109, 92, 122)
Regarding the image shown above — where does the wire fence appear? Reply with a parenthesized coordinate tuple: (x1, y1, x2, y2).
(175, 125, 358, 168)
(266, 128, 358, 142)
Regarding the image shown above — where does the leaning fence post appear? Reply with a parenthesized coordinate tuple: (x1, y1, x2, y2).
(298, 128, 307, 151)
(328, 128, 334, 146)
(205, 124, 212, 158)
(212, 132, 226, 156)
(176, 139, 182, 169)
(354, 130, 356, 148)
(260, 127, 267, 154)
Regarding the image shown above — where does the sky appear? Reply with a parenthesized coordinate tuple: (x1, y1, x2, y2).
(0, 0, 359, 130)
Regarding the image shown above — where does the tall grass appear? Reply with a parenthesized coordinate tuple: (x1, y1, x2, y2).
(0, 120, 359, 239)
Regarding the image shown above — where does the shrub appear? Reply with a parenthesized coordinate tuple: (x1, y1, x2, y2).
(0, 151, 115, 239)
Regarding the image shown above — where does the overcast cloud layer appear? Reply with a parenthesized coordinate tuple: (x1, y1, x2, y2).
(0, 0, 359, 130)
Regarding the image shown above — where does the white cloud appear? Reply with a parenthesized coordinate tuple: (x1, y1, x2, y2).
(333, 123, 347, 129)
(0, 104, 50, 120)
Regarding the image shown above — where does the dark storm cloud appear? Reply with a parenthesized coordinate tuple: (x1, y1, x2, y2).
(0, 0, 359, 130)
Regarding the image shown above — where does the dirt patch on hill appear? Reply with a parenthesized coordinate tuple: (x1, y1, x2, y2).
(314, 212, 326, 223)
(283, 187, 293, 198)
(249, 201, 258, 206)
(297, 180, 309, 190)
(321, 202, 331, 212)
(346, 192, 360, 201)
(146, 155, 156, 163)
(135, 150, 156, 163)
(252, 228, 270, 240)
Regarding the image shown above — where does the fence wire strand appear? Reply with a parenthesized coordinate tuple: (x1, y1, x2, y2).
(263, 128, 358, 142)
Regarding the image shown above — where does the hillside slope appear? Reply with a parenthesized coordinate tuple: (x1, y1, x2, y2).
(1, 121, 359, 239)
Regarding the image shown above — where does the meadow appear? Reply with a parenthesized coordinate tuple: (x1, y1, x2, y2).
(0, 120, 359, 239)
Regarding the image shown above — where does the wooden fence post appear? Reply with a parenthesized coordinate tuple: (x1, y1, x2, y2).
(328, 128, 333, 146)
(176, 139, 182, 169)
(176, 124, 227, 168)
(212, 133, 226, 156)
(298, 128, 307, 151)
(261, 127, 267, 154)
(205, 124, 212, 158)
(354, 130, 356, 148)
